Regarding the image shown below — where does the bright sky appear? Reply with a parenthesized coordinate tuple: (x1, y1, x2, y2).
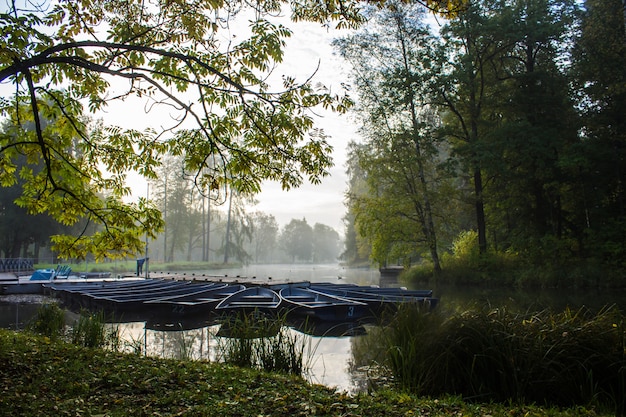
(252, 20, 358, 235)
(0, 3, 360, 236)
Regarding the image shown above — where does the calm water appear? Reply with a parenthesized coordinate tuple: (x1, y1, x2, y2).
(1, 263, 624, 393)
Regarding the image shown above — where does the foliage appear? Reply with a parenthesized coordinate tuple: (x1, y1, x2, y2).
(215, 312, 306, 375)
(340, 0, 626, 286)
(368, 303, 626, 413)
(279, 218, 314, 262)
(335, 2, 450, 271)
(312, 223, 341, 262)
(0, 328, 611, 416)
(26, 302, 66, 340)
(70, 310, 119, 349)
(248, 212, 280, 263)
(1, 0, 360, 260)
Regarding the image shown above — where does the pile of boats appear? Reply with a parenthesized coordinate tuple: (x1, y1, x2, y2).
(45, 279, 437, 326)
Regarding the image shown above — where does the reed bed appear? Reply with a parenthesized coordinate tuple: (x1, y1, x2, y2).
(215, 311, 308, 376)
(378, 303, 625, 413)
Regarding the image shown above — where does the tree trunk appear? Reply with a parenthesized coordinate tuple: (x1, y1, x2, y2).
(223, 191, 233, 264)
(474, 166, 487, 254)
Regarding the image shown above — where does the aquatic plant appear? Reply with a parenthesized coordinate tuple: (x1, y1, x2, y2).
(376, 303, 625, 412)
(27, 303, 66, 340)
(70, 310, 119, 349)
(215, 311, 308, 375)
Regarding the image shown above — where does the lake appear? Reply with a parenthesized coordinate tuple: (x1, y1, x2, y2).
(1, 263, 624, 393)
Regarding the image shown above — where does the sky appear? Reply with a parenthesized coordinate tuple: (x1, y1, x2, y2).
(117, 16, 360, 235)
(251, 21, 358, 234)
(0, 3, 360, 236)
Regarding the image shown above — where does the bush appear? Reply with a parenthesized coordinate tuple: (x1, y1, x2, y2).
(28, 303, 66, 339)
(375, 303, 625, 412)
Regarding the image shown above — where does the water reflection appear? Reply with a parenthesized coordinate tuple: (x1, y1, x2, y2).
(101, 318, 366, 392)
(3, 264, 624, 395)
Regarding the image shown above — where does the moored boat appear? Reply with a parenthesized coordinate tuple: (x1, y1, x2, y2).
(310, 284, 439, 314)
(215, 286, 282, 315)
(144, 284, 246, 316)
(279, 286, 368, 322)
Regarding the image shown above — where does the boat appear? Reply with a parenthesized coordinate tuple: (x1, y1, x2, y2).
(47, 279, 180, 311)
(215, 286, 282, 316)
(143, 284, 246, 316)
(279, 286, 368, 322)
(88, 281, 204, 312)
(310, 282, 433, 297)
(310, 284, 439, 315)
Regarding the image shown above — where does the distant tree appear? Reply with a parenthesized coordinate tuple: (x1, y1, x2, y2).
(249, 212, 279, 263)
(280, 218, 313, 262)
(342, 142, 373, 265)
(220, 191, 253, 264)
(336, 2, 449, 271)
(312, 223, 341, 262)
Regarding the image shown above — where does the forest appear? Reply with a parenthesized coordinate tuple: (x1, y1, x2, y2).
(338, 0, 626, 288)
(0, 150, 341, 264)
(0, 0, 624, 287)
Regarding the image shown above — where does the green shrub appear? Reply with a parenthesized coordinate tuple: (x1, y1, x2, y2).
(376, 303, 625, 412)
(27, 303, 66, 339)
(71, 310, 119, 349)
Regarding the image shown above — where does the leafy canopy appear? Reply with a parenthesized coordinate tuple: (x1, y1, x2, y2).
(0, 0, 464, 260)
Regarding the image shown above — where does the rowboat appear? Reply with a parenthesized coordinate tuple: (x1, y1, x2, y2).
(310, 284, 439, 315)
(311, 283, 433, 298)
(88, 282, 212, 312)
(144, 284, 246, 316)
(279, 286, 368, 322)
(215, 286, 282, 315)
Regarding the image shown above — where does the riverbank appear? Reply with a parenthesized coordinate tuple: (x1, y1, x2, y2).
(0, 329, 612, 416)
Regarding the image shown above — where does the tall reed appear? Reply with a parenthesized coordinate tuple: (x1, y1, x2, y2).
(377, 302, 625, 412)
(216, 311, 307, 376)
(28, 303, 66, 340)
(70, 310, 120, 349)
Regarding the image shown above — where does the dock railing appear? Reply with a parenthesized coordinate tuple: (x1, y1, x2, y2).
(0, 258, 35, 274)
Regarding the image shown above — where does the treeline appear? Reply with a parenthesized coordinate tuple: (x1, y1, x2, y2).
(339, 0, 625, 287)
(146, 156, 341, 264)
(0, 157, 341, 265)
(0, 131, 341, 265)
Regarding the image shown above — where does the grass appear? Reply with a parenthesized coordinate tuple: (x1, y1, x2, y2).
(0, 328, 614, 417)
(215, 311, 307, 375)
(360, 302, 626, 415)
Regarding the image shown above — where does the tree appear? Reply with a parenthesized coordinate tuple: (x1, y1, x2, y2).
(279, 218, 313, 262)
(0, 0, 468, 261)
(342, 142, 373, 265)
(312, 223, 341, 262)
(336, 2, 448, 271)
(571, 0, 626, 262)
(482, 0, 580, 252)
(433, 1, 505, 254)
(248, 212, 279, 263)
(0, 0, 355, 260)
